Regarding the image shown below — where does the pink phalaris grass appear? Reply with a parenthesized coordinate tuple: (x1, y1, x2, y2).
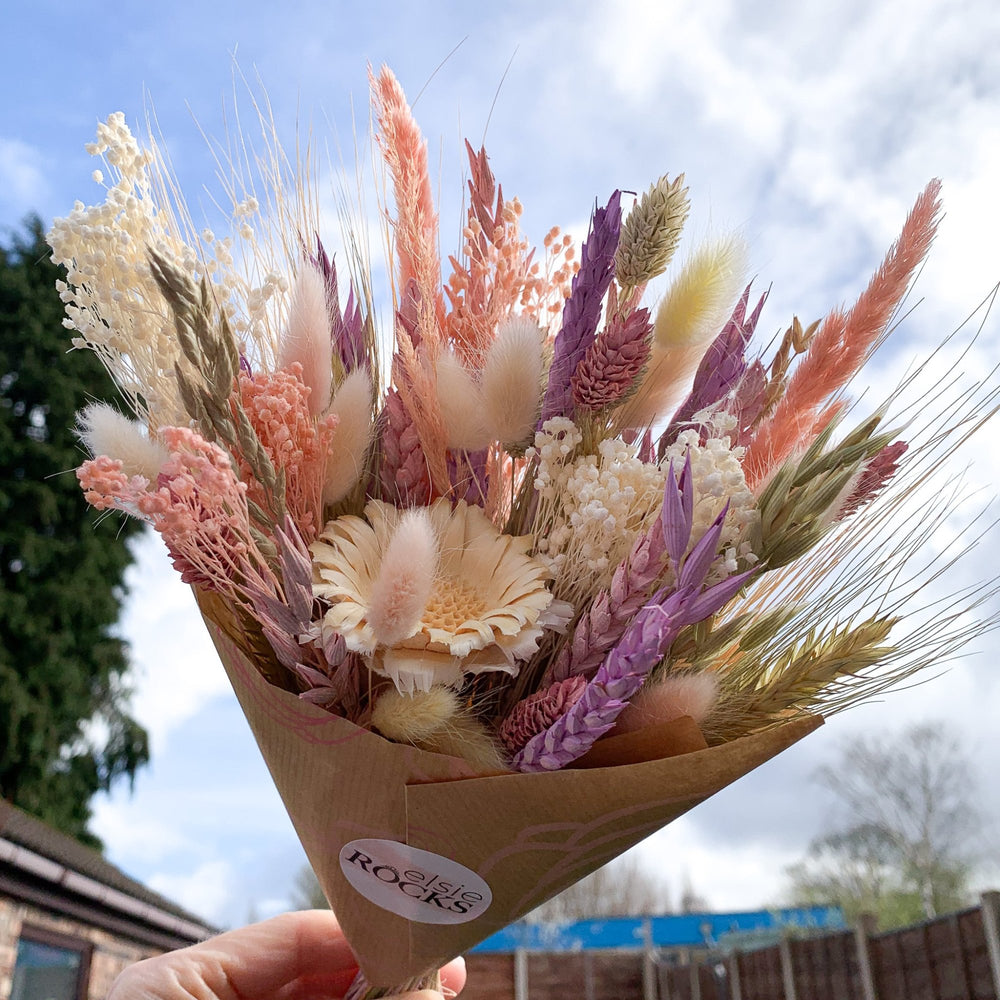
(836, 440, 908, 520)
(743, 181, 942, 490)
(386, 280, 451, 496)
(571, 304, 652, 412)
(499, 675, 587, 756)
(540, 191, 623, 424)
(237, 364, 338, 543)
(379, 384, 432, 506)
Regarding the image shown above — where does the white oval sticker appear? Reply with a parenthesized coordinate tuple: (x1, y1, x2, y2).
(339, 839, 492, 925)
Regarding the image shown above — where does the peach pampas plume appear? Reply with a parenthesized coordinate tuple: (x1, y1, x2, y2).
(613, 672, 719, 735)
(279, 264, 334, 417)
(743, 180, 942, 489)
(481, 316, 545, 447)
(323, 369, 375, 507)
(624, 233, 748, 426)
(372, 65, 443, 345)
(76, 402, 168, 480)
(435, 350, 490, 452)
(366, 508, 438, 648)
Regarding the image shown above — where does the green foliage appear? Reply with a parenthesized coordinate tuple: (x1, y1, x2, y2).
(787, 722, 980, 929)
(0, 217, 149, 848)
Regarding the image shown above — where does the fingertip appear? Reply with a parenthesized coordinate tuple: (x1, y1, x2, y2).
(440, 955, 466, 996)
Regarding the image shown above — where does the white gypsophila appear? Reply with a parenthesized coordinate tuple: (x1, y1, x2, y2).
(49, 116, 289, 429)
(48, 113, 198, 428)
(529, 418, 666, 601)
(662, 427, 760, 583)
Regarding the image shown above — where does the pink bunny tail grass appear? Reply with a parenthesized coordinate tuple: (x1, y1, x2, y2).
(744, 180, 942, 490)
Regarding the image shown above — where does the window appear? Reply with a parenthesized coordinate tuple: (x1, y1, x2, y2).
(10, 926, 91, 1000)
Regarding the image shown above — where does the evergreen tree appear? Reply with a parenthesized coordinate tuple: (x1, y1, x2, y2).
(0, 217, 149, 847)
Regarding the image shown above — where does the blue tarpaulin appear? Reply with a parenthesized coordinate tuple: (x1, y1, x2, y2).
(471, 907, 845, 952)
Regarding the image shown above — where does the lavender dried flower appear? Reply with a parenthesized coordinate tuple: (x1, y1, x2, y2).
(516, 510, 756, 771)
(540, 191, 622, 424)
(499, 675, 587, 755)
(664, 286, 767, 438)
(312, 236, 368, 373)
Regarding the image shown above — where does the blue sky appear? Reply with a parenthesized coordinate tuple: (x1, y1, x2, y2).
(4, 0, 1000, 927)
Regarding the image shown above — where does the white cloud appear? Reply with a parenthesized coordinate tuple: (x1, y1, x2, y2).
(89, 799, 196, 865)
(148, 861, 235, 925)
(631, 816, 803, 911)
(118, 531, 235, 755)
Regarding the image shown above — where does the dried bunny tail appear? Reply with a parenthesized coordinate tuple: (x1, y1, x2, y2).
(323, 368, 375, 508)
(371, 687, 508, 773)
(420, 714, 508, 773)
(76, 403, 168, 480)
(366, 507, 438, 648)
(624, 232, 749, 427)
(280, 263, 333, 417)
(743, 180, 942, 489)
(481, 316, 545, 447)
(613, 672, 719, 734)
(435, 349, 490, 451)
(371, 686, 459, 745)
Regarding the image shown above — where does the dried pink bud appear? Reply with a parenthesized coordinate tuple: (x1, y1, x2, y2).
(571, 307, 652, 412)
(499, 676, 587, 755)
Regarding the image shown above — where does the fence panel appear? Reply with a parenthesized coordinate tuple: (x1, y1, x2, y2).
(463, 954, 515, 1000)
(790, 930, 860, 1000)
(464, 895, 1000, 999)
(955, 907, 996, 1000)
(735, 944, 784, 1000)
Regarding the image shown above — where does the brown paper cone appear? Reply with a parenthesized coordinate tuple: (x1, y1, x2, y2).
(208, 624, 821, 984)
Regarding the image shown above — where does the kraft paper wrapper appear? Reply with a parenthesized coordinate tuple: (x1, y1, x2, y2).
(208, 625, 821, 984)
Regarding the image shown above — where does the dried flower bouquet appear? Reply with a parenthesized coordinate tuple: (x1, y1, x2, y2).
(50, 67, 997, 993)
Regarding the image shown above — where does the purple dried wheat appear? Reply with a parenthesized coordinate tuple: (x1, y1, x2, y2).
(540, 191, 623, 424)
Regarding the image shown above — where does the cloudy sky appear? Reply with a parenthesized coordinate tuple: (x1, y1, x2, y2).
(4, 0, 1000, 928)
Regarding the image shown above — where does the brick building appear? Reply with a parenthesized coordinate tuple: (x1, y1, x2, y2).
(1, 800, 216, 1000)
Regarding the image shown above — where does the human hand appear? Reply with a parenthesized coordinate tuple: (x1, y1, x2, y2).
(108, 909, 466, 1000)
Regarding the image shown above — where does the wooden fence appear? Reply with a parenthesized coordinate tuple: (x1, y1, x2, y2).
(462, 892, 1000, 999)
(659, 891, 1000, 1000)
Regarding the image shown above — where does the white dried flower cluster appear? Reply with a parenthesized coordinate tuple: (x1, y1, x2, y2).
(48, 113, 198, 427)
(662, 428, 759, 582)
(530, 418, 666, 600)
(49, 115, 290, 426)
